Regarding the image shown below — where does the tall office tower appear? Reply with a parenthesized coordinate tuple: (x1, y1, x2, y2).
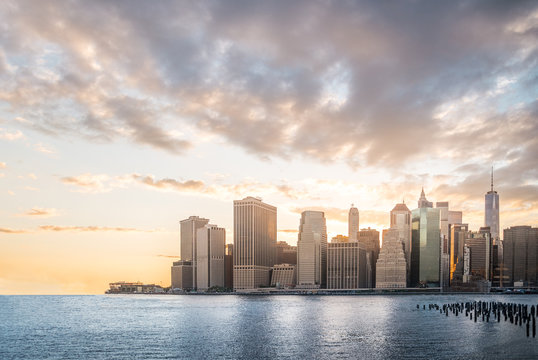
(462, 227, 493, 283)
(390, 203, 412, 277)
(276, 241, 298, 265)
(233, 197, 277, 290)
(359, 227, 380, 287)
(411, 189, 441, 287)
(449, 223, 469, 285)
(180, 216, 210, 260)
(376, 228, 407, 288)
(436, 202, 463, 290)
(196, 224, 225, 290)
(485, 168, 500, 242)
(503, 226, 538, 287)
(349, 205, 359, 241)
(180, 216, 209, 289)
(224, 244, 233, 289)
(327, 242, 371, 289)
(297, 211, 327, 288)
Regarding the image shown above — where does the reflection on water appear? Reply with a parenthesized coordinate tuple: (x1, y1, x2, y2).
(1, 295, 537, 359)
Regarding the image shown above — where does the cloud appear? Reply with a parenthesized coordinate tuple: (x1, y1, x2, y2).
(39, 225, 157, 232)
(156, 254, 178, 259)
(133, 175, 208, 193)
(0, 1, 536, 230)
(0, 0, 535, 169)
(61, 174, 117, 193)
(17, 207, 59, 218)
(0, 227, 28, 234)
(34, 142, 55, 154)
(0, 128, 24, 141)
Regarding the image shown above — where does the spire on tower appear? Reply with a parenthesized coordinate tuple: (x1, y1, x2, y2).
(491, 166, 494, 192)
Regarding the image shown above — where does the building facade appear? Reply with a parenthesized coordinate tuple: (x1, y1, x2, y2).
(504, 226, 538, 287)
(171, 260, 193, 290)
(390, 203, 412, 276)
(449, 223, 469, 285)
(297, 211, 327, 288)
(233, 197, 277, 290)
(276, 241, 297, 265)
(359, 227, 380, 287)
(327, 242, 370, 289)
(463, 227, 492, 282)
(411, 190, 441, 287)
(348, 205, 359, 241)
(224, 244, 233, 289)
(485, 169, 500, 242)
(271, 264, 296, 287)
(196, 224, 225, 290)
(436, 202, 463, 290)
(376, 228, 407, 288)
(180, 216, 209, 289)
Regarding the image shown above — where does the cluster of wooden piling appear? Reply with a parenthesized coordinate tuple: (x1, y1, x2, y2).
(417, 301, 537, 338)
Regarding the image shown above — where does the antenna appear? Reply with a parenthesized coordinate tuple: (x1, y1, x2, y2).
(491, 166, 494, 192)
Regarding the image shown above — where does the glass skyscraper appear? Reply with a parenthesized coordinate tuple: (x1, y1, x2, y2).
(411, 190, 441, 287)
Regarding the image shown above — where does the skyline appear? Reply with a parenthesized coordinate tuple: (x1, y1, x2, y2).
(1, 0, 537, 294)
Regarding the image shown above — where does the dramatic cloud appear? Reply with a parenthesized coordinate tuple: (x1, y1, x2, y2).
(0, 0, 535, 169)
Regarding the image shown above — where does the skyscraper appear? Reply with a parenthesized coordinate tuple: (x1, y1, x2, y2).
(376, 228, 407, 288)
(390, 202, 411, 274)
(411, 189, 441, 287)
(180, 216, 209, 261)
(463, 227, 493, 282)
(449, 223, 469, 285)
(233, 197, 277, 290)
(485, 168, 500, 241)
(348, 205, 359, 241)
(436, 202, 462, 290)
(180, 216, 209, 289)
(503, 226, 538, 287)
(196, 224, 225, 290)
(359, 227, 380, 287)
(297, 211, 327, 288)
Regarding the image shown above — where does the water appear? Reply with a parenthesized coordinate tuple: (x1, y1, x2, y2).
(1, 294, 537, 359)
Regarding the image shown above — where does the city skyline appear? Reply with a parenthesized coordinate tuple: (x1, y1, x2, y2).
(1, 0, 537, 294)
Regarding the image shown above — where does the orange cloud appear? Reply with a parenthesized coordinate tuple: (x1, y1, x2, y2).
(39, 225, 157, 232)
(0, 227, 29, 234)
(18, 207, 59, 218)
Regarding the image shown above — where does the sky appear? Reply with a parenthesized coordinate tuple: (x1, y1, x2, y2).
(1, 0, 537, 294)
